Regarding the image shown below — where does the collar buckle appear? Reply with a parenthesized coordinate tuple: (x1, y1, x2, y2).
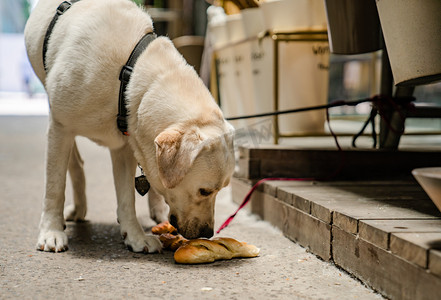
(119, 65, 133, 83)
(57, 1, 73, 15)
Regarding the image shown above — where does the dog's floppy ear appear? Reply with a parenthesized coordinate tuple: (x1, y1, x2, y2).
(154, 127, 203, 189)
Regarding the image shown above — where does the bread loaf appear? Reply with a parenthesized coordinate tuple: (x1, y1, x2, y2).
(152, 222, 260, 264)
(173, 237, 260, 264)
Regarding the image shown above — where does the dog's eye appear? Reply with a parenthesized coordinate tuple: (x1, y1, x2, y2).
(199, 189, 212, 197)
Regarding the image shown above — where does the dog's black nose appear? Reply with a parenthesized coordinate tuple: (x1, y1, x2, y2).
(199, 226, 214, 239)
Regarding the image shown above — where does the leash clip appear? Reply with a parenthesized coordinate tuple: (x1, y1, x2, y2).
(116, 115, 129, 135)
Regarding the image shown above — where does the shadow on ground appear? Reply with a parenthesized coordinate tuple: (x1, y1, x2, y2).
(65, 221, 252, 270)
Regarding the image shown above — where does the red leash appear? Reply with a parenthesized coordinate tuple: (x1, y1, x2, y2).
(216, 177, 313, 234)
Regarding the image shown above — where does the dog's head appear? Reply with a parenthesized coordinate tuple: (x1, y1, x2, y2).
(153, 122, 235, 239)
(127, 36, 236, 239)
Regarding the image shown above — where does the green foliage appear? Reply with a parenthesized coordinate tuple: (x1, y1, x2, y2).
(131, 0, 144, 6)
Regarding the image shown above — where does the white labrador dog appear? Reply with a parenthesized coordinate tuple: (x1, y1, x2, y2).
(25, 0, 235, 253)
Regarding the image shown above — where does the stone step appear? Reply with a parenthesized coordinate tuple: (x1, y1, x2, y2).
(231, 177, 441, 299)
(236, 145, 441, 180)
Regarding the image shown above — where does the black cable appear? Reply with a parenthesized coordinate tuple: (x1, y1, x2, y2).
(226, 95, 415, 149)
(225, 95, 415, 121)
(352, 107, 378, 148)
(225, 98, 373, 121)
(371, 108, 377, 148)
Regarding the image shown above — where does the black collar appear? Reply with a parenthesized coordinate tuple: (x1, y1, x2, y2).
(118, 32, 157, 136)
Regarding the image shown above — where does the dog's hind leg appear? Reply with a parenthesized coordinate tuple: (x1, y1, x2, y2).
(110, 144, 162, 253)
(64, 141, 87, 222)
(148, 188, 169, 224)
(37, 118, 74, 252)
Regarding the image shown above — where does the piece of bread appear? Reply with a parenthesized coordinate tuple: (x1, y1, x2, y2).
(159, 233, 188, 251)
(151, 221, 178, 235)
(173, 237, 260, 264)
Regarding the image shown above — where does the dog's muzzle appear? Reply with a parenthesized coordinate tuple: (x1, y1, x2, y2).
(170, 214, 214, 239)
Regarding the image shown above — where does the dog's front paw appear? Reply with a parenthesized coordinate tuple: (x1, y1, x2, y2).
(37, 230, 68, 252)
(64, 204, 86, 222)
(122, 231, 162, 253)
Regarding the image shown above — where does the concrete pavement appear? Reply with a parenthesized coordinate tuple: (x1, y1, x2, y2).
(0, 116, 383, 299)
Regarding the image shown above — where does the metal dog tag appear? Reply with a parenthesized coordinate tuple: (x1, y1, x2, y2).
(135, 175, 150, 196)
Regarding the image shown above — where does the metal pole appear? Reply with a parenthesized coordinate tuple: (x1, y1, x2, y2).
(273, 35, 280, 144)
(378, 44, 394, 148)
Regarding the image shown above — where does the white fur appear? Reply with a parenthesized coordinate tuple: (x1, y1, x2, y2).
(25, 0, 235, 253)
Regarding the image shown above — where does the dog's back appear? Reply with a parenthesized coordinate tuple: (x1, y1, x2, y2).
(25, 0, 155, 139)
(25, 0, 153, 88)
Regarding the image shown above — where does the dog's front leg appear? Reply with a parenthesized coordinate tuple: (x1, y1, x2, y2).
(37, 120, 74, 252)
(110, 144, 162, 253)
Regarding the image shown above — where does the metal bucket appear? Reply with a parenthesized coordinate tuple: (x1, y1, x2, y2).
(324, 0, 382, 55)
(376, 0, 441, 86)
